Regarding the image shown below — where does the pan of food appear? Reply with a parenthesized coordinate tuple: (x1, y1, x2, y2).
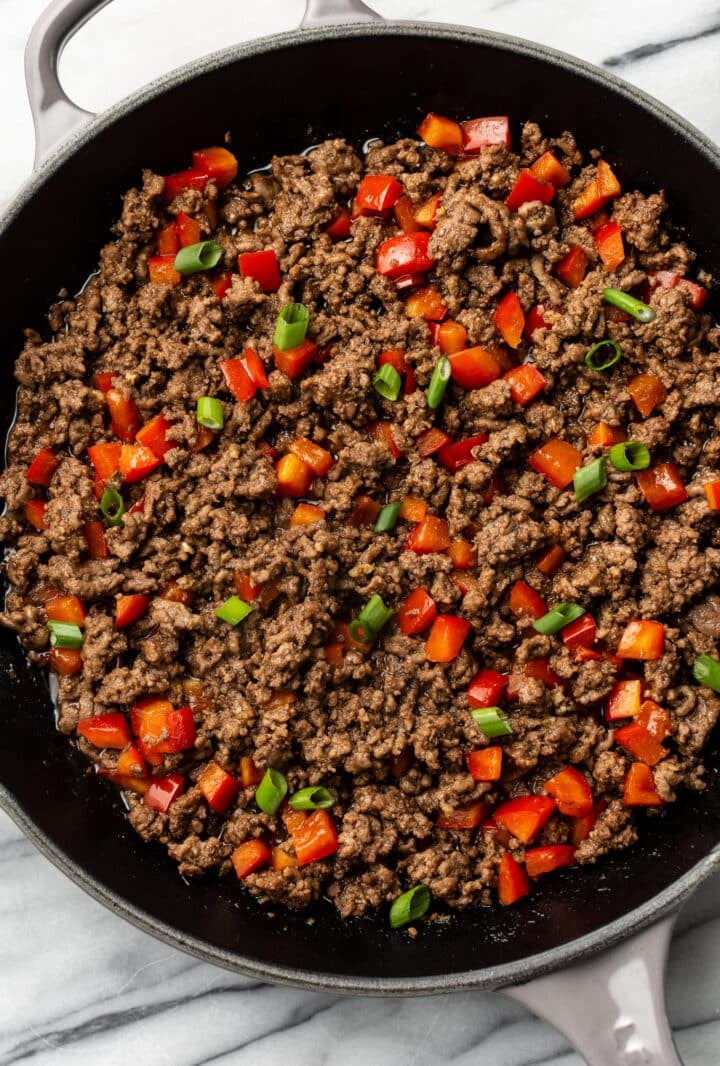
(2, 1, 720, 1062)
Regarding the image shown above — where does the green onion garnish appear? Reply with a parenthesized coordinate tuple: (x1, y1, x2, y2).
(574, 457, 608, 504)
(215, 595, 253, 626)
(174, 241, 223, 275)
(389, 884, 431, 929)
(273, 304, 310, 351)
(426, 355, 451, 410)
(196, 396, 224, 431)
(348, 594, 394, 643)
(609, 441, 651, 472)
(693, 654, 720, 693)
(471, 706, 513, 738)
(100, 486, 125, 527)
(374, 501, 402, 533)
(373, 363, 402, 402)
(533, 602, 586, 635)
(585, 339, 622, 371)
(602, 287, 656, 323)
(289, 786, 336, 811)
(47, 621, 83, 649)
(255, 768, 288, 815)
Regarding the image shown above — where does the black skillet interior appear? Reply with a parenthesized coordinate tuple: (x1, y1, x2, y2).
(2, 25, 720, 989)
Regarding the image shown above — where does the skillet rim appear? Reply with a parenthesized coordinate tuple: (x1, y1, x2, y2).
(2, 18, 720, 995)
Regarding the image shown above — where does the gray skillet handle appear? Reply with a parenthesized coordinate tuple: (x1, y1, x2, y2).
(503, 915, 683, 1065)
(301, 0, 383, 27)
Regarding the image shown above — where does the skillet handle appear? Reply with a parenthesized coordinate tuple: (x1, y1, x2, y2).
(502, 915, 683, 1065)
(301, 0, 384, 27)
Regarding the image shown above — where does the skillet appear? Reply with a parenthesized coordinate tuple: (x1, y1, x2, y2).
(2, 1, 720, 1061)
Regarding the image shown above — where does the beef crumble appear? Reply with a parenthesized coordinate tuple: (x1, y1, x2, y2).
(1, 116, 719, 921)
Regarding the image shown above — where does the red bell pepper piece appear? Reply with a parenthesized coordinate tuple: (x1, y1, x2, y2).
(405, 286, 447, 321)
(572, 797, 608, 845)
(290, 502, 326, 526)
(220, 358, 256, 403)
(536, 544, 566, 577)
(506, 170, 554, 211)
(288, 438, 333, 477)
(605, 679, 643, 722)
(448, 347, 501, 389)
(355, 174, 404, 215)
(594, 220, 625, 271)
(275, 453, 314, 497)
(544, 766, 594, 817)
(88, 442, 122, 498)
(636, 464, 688, 511)
(529, 438, 583, 489)
(231, 839, 272, 879)
(467, 668, 508, 709)
(191, 146, 238, 189)
(493, 292, 525, 349)
(414, 192, 443, 230)
(99, 742, 149, 793)
(83, 520, 108, 559)
(239, 755, 264, 789)
(347, 495, 382, 527)
(417, 112, 463, 154)
(24, 498, 48, 531)
(26, 447, 59, 487)
(436, 433, 489, 471)
(156, 222, 180, 256)
(114, 594, 151, 629)
(162, 167, 209, 203)
(461, 116, 511, 152)
(143, 773, 186, 814)
(614, 722, 667, 767)
(46, 594, 86, 627)
(466, 746, 503, 782)
(399, 497, 427, 522)
(118, 443, 162, 483)
(325, 208, 352, 239)
(623, 762, 664, 807)
(135, 414, 175, 460)
(77, 712, 131, 750)
(561, 613, 597, 650)
(493, 795, 557, 844)
(49, 646, 83, 676)
(130, 698, 196, 754)
(369, 420, 404, 459)
(212, 270, 234, 300)
(434, 319, 468, 355)
(404, 515, 451, 554)
(398, 588, 437, 635)
(704, 481, 720, 510)
(436, 800, 490, 830)
(530, 151, 571, 188)
(448, 538, 477, 570)
(627, 373, 667, 418)
(649, 272, 709, 311)
(415, 427, 452, 457)
(425, 614, 471, 662)
(587, 422, 627, 447)
(242, 348, 270, 390)
(572, 159, 621, 219)
(392, 195, 422, 233)
(616, 619, 665, 661)
(174, 211, 200, 249)
(637, 699, 673, 741)
(273, 338, 318, 380)
(106, 388, 141, 443)
(376, 232, 435, 279)
(508, 580, 548, 620)
(555, 246, 589, 288)
(525, 844, 576, 879)
(290, 809, 339, 865)
(503, 364, 547, 406)
(198, 760, 239, 814)
(484, 474, 508, 503)
(523, 303, 550, 340)
(234, 573, 263, 601)
(238, 249, 282, 292)
(148, 255, 181, 286)
(395, 271, 428, 292)
(498, 851, 530, 905)
(94, 372, 116, 393)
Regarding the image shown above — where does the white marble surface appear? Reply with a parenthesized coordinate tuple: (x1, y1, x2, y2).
(2, 1, 720, 1063)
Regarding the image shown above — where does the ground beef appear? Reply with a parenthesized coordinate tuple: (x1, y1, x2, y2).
(1, 116, 719, 924)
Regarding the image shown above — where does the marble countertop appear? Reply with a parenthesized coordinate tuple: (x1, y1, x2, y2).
(2, 1, 720, 1063)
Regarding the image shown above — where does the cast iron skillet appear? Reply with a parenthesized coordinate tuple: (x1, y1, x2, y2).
(2, 1, 720, 1061)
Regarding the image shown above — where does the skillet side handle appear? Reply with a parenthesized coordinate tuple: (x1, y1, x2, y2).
(503, 915, 683, 1065)
(301, 0, 384, 28)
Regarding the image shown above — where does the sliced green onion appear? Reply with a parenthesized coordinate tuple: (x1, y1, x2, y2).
(602, 287, 656, 323)
(255, 768, 288, 815)
(215, 595, 253, 626)
(47, 621, 83, 649)
(471, 706, 513, 738)
(373, 363, 402, 402)
(533, 602, 586, 635)
(389, 884, 431, 929)
(609, 441, 651, 472)
(174, 240, 223, 275)
(348, 594, 394, 643)
(426, 355, 451, 410)
(289, 786, 336, 811)
(585, 339, 622, 371)
(196, 396, 224, 431)
(374, 501, 402, 533)
(574, 457, 608, 504)
(273, 303, 310, 351)
(693, 654, 720, 693)
(100, 486, 125, 527)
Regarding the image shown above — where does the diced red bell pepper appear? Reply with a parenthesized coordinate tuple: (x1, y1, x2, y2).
(275, 453, 314, 497)
(198, 760, 239, 814)
(239, 249, 282, 292)
(677, 277, 709, 310)
(587, 422, 627, 447)
(135, 414, 175, 460)
(148, 255, 181, 286)
(493, 794, 557, 844)
(115, 594, 151, 629)
(509, 579, 548, 620)
(525, 657, 563, 689)
(637, 699, 673, 741)
(176, 211, 201, 248)
(405, 286, 447, 321)
(159, 581, 194, 607)
(398, 588, 437, 636)
(425, 614, 471, 662)
(289, 502, 324, 527)
(448, 538, 477, 570)
(273, 338, 318, 380)
(627, 373, 667, 418)
(523, 304, 550, 339)
(605, 679, 643, 722)
(594, 220, 625, 271)
(212, 270, 234, 300)
(503, 364, 547, 406)
(623, 762, 664, 807)
(395, 271, 428, 292)
(240, 755, 264, 789)
(77, 712, 131, 750)
(616, 619, 665, 661)
(130, 698, 196, 754)
(376, 232, 435, 279)
(436, 433, 489, 471)
(466, 746, 503, 782)
(493, 292, 525, 349)
(355, 174, 404, 215)
(106, 388, 141, 443)
(484, 474, 508, 503)
(399, 497, 427, 522)
(404, 515, 451, 554)
(417, 112, 463, 154)
(84, 520, 108, 559)
(220, 358, 256, 403)
(49, 646, 83, 676)
(525, 844, 576, 879)
(46, 594, 86, 627)
(234, 573, 262, 601)
(649, 272, 709, 311)
(242, 348, 270, 390)
(100, 743, 149, 793)
(448, 347, 501, 389)
(614, 722, 667, 767)
(325, 207, 352, 239)
(24, 499, 48, 531)
(416, 427, 452, 457)
(461, 115, 511, 152)
(572, 797, 608, 845)
(26, 447, 59, 487)
(467, 668, 508, 709)
(88, 442, 122, 487)
(536, 544, 566, 577)
(415, 192, 443, 230)
(544, 766, 594, 817)
(636, 464, 688, 511)
(162, 167, 209, 203)
(561, 613, 596, 650)
(288, 438, 333, 477)
(290, 809, 339, 865)
(156, 221, 180, 256)
(377, 349, 406, 377)
(434, 319, 468, 355)
(347, 495, 382, 527)
(572, 160, 621, 219)
(118, 443, 162, 483)
(436, 800, 490, 829)
(191, 146, 238, 189)
(393, 195, 422, 234)
(705, 481, 720, 510)
(143, 773, 186, 814)
(231, 839, 272, 879)
(530, 151, 571, 188)
(498, 851, 530, 906)
(529, 438, 583, 489)
(555, 246, 589, 288)
(506, 169, 554, 211)
(369, 421, 404, 459)
(94, 372, 117, 393)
